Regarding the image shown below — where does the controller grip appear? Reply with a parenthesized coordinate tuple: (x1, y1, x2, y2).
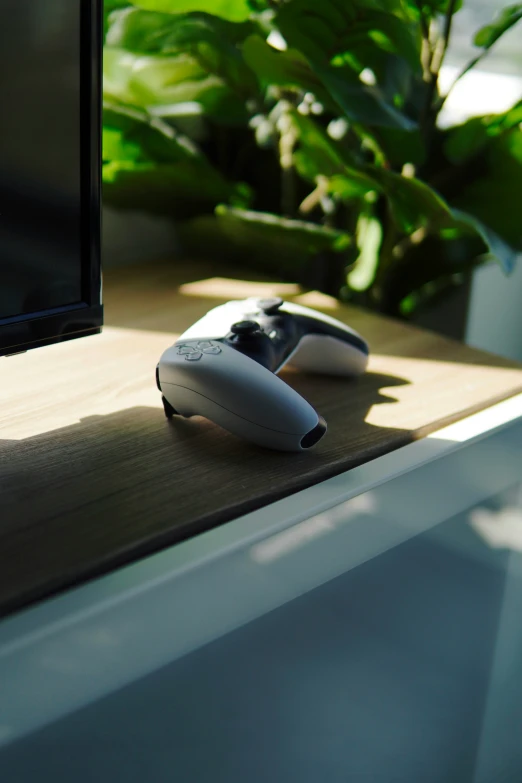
(162, 383, 326, 451)
(158, 342, 326, 451)
(288, 334, 369, 377)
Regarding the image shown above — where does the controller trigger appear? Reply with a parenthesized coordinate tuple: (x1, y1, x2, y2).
(162, 396, 178, 419)
(256, 297, 284, 315)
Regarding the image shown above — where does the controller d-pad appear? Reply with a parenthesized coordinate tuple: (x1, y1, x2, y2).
(197, 341, 222, 354)
(177, 343, 203, 361)
(177, 344, 198, 355)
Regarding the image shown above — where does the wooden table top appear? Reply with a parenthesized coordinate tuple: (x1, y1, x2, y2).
(1, 260, 522, 617)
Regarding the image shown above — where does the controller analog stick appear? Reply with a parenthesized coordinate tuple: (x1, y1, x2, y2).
(256, 297, 283, 315)
(231, 320, 260, 336)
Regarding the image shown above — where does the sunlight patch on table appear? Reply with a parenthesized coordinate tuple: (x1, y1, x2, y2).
(179, 277, 300, 300)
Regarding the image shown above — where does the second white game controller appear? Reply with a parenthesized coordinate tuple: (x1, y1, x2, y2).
(157, 297, 369, 451)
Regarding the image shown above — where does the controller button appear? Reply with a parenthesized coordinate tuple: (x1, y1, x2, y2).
(231, 320, 260, 335)
(256, 297, 283, 314)
(197, 341, 222, 354)
(177, 344, 198, 355)
(185, 351, 203, 361)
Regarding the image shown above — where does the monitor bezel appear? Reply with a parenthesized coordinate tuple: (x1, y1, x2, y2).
(0, 0, 103, 357)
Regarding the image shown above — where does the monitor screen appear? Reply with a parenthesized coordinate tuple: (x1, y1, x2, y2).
(0, 0, 102, 353)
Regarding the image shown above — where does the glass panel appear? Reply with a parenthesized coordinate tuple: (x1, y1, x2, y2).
(1, 481, 522, 782)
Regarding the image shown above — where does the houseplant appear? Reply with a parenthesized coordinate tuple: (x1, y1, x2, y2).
(102, 0, 522, 321)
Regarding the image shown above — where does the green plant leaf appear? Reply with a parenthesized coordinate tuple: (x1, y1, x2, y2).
(104, 46, 203, 103)
(375, 126, 426, 166)
(106, 7, 178, 50)
(103, 93, 254, 216)
(443, 116, 490, 164)
(366, 11, 421, 70)
(317, 65, 417, 129)
(327, 174, 376, 200)
(359, 166, 517, 272)
(285, 110, 349, 180)
(130, 0, 255, 23)
(330, 168, 451, 233)
(242, 35, 326, 96)
(439, 111, 522, 259)
(328, 160, 516, 275)
(103, 47, 248, 122)
(374, 229, 487, 316)
(398, 274, 466, 319)
(215, 205, 351, 252)
(276, 0, 421, 71)
(177, 211, 350, 279)
(451, 209, 517, 274)
(107, 11, 258, 100)
(348, 213, 383, 290)
(365, 50, 413, 105)
(447, 127, 522, 253)
(413, 0, 462, 14)
(102, 127, 142, 162)
(274, 0, 419, 129)
(103, 160, 246, 217)
(107, 8, 255, 52)
(473, 4, 522, 49)
(103, 100, 201, 163)
(102, 100, 249, 216)
(444, 103, 522, 163)
(282, 110, 381, 202)
(105, 0, 130, 11)
(104, 0, 131, 36)
(365, 168, 454, 233)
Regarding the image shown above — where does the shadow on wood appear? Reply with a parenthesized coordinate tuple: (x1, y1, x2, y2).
(0, 370, 410, 617)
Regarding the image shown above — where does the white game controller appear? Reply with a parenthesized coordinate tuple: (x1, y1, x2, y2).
(157, 297, 369, 451)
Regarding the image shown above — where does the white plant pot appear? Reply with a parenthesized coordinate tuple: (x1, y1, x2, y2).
(466, 258, 522, 362)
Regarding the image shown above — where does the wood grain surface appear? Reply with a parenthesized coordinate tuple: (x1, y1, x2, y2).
(1, 260, 522, 617)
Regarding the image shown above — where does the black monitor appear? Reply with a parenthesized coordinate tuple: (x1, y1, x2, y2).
(0, 0, 103, 357)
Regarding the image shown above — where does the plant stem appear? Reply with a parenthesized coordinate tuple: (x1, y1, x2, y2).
(372, 200, 399, 308)
(415, 1, 433, 77)
(421, 0, 458, 133)
(278, 110, 298, 217)
(440, 0, 458, 60)
(281, 165, 296, 218)
(419, 11, 430, 46)
(299, 177, 329, 215)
